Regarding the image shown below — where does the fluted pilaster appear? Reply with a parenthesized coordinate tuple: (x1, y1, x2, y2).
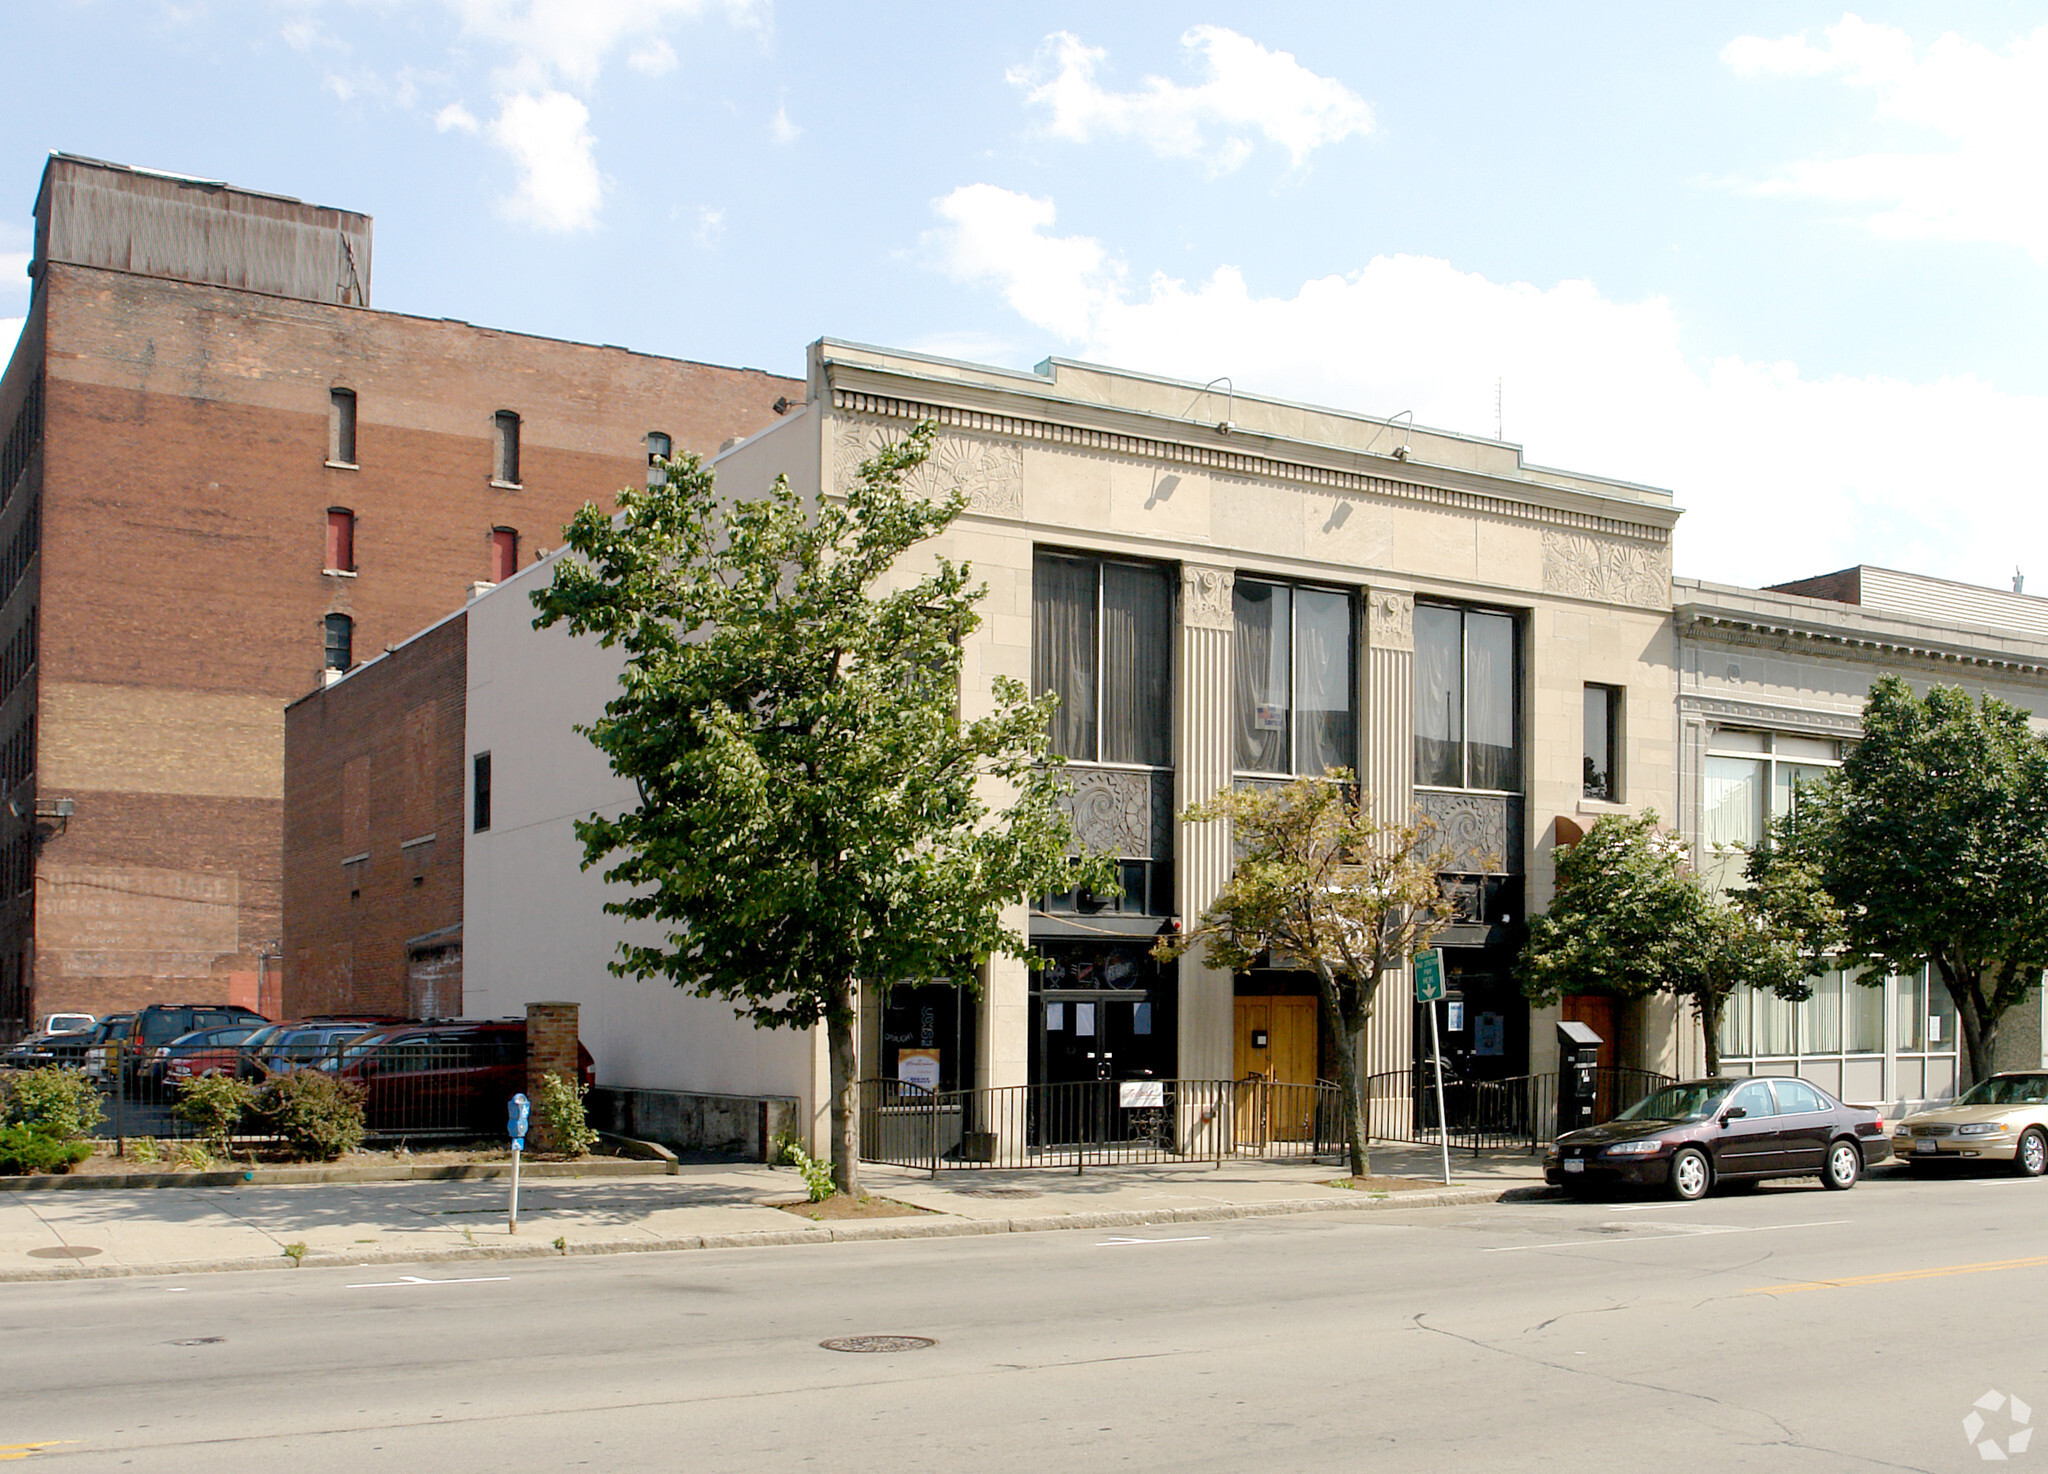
(1176, 564, 1236, 1084)
(1363, 588, 1416, 1082)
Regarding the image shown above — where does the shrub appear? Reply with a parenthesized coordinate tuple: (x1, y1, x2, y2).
(1, 1067, 103, 1140)
(0, 1123, 92, 1176)
(783, 1142, 835, 1203)
(533, 1071, 597, 1157)
(258, 1069, 366, 1161)
(127, 1136, 162, 1164)
(172, 1074, 259, 1156)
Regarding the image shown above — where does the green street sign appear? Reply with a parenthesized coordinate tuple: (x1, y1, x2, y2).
(1414, 948, 1445, 1002)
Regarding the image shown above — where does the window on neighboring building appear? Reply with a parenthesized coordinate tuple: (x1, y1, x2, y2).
(323, 613, 353, 672)
(326, 508, 355, 573)
(646, 431, 672, 489)
(1233, 579, 1356, 776)
(1700, 728, 1840, 891)
(328, 388, 357, 466)
(1414, 603, 1520, 791)
(472, 752, 492, 833)
(490, 527, 518, 583)
(1583, 684, 1621, 800)
(493, 411, 521, 485)
(1031, 551, 1172, 767)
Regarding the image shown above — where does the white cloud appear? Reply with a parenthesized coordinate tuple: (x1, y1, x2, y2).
(769, 103, 800, 144)
(693, 206, 725, 247)
(444, 0, 761, 92)
(436, 101, 481, 133)
(628, 37, 677, 76)
(1008, 26, 1373, 172)
(1725, 15, 2048, 261)
(0, 319, 20, 367)
(489, 90, 604, 231)
(0, 252, 31, 288)
(924, 183, 2048, 589)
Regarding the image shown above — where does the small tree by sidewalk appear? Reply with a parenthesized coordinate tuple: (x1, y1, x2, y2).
(1156, 773, 1455, 1179)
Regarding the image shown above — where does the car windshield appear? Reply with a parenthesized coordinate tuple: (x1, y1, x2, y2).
(1614, 1083, 1730, 1122)
(1953, 1074, 2048, 1107)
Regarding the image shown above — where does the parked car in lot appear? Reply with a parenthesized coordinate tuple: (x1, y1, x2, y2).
(80, 1013, 138, 1081)
(41, 1013, 95, 1036)
(249, 1021, 392, 1078)
(153, 1024, 271, 1089)
(1547, 1076, 1892, 1200)
(332, 1019, 596, 1135)
(98, 1005, 269, 1096)
(1891, 1072, 2048, 1175)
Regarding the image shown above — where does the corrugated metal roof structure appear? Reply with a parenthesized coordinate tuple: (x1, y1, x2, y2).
(1770, 563, 2048, 644)
(31, 154, 372, 306)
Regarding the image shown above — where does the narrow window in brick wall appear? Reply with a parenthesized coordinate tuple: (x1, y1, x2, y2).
(323, 612, 353, 672)
(326, 508, 355, 572)
(490, 527, 518, 583)
(329, 388, 358, 465)
(494, 411, 521, 485)
(472, 752, 492, 833)
(646, 430, 672, 488)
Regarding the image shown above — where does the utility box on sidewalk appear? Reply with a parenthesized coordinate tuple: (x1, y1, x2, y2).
(1556, 1020, 1604, 1137)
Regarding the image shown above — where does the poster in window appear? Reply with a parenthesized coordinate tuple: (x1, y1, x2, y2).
(1446, 1000, 1465, 1033)
(1075, 1002, 1097, 1036)
(896, 1049, 942, 1094)
(1046, 1002, 1066, 1031)
(1256, 702, 1287, 732)
(1133, 1001, 1153, 1035)
(1475, 1013, 1506, 1057)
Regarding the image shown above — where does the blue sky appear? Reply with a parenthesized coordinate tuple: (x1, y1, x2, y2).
(5, 2, 2047, 590)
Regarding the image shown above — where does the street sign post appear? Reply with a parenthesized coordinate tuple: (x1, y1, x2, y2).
(507, 1092, 530, 1234)
(1414, 950, 1451, 1185)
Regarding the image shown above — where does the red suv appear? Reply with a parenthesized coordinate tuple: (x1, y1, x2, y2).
(331, 1020, 596, 1136)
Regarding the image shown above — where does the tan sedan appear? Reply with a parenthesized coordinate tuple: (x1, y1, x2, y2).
(1892, 1072, 2048, 1175)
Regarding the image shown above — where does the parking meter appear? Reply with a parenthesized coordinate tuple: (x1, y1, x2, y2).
(1556, 1021, 1604, 1136)
(507, 1092, 530, 1234)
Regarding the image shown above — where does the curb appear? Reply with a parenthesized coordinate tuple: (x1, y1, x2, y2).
(0, 1183, 1529, 1283)
(0, 1158, 675, 1193)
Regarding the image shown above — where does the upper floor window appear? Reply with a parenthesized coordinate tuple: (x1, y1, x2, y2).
(1584, 684, 1621, 800)
(1032, 551, 1171, 767)
(646, 431, 673, 488)
(1415, 603, 1520, 791)
(328, 389, 357, 466)
(489, 527, 518, 583)
(323, 613, 353, 673)
(493, 411, 521, 486)
(472, 752, 492, 833)
(1233, 580, 1356, 777)
(1700, 728, 1841, 891)
(326, 508, 355, 573)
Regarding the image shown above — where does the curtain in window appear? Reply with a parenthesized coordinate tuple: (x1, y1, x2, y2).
(1233, 582, 1289, 772)
(1465, 611, 1518, 791)
(1799, 969, 1843, 1054)
(1294, 588, 1354, 778)
(1101, 562, 1170, 766)
(1701, 756, 1764, 892)
(1719, 984, 1752, 1060)
(1033, 554, 1097, 761)
(1845, 970, 1884, 1053)
(1413, 604, 1463, 787)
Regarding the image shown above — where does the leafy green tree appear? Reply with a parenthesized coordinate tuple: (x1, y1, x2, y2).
(1156, 773, 1455, 1178)
(1518, 811, 1813, 1075)
(1757, 676, 2048, 1084)
(532, 424, 1103, 1197)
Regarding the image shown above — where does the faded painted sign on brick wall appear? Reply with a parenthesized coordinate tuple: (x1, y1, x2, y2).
(38, 865, 239, 978)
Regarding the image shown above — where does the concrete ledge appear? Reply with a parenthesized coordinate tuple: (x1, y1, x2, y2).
(0, 1183, 1521, 1281)
(0, 1158, 674, 1193)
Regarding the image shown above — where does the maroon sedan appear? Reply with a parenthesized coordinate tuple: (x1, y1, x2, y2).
(1546, 1076, 1892, 1200)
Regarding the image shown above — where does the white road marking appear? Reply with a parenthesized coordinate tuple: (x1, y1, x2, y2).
(1096, 1235, 1211, 1247)
(1482, 1219, 1850, 1253)
(346, 1274, 513, 1288)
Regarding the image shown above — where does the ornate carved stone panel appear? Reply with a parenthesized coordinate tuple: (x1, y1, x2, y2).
(832, 417, 1024, 517)
(1367, 589, 1413, 651)
(1416, 791, 1524, 875)
(1540, 531, 1668, 608)
(1057, 768, 1173, 859)
(1181, 565, 1234, 631)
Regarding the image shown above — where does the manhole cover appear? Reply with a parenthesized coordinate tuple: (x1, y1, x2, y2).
(950, 1187, 1041, 1199)
(27, 1246, 102, 1259)
(819, 1335, 936, 1354)
(171, 1337, 225, 1346)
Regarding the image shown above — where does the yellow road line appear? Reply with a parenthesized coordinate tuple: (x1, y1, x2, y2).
(1748, 1253, 2048, 1295)
(0, 1442, 76, 1461)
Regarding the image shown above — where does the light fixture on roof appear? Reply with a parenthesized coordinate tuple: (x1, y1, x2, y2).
(1179, 377, 1235, 438)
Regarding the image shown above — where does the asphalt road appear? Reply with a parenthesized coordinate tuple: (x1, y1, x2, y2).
(5, 1164, 2046, 1472)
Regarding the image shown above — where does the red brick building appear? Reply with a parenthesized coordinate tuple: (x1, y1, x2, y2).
(0, 154, 800, 1037)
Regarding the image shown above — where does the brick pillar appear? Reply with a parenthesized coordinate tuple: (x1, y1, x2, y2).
(525, 1000, 580, 1151)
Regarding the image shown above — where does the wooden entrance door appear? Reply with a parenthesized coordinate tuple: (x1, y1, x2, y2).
(1234, 996, 1319, 1142)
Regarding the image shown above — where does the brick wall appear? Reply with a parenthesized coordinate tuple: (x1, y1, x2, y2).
(525, 1000, 581, 1151)
(20, 259, 802, 1026)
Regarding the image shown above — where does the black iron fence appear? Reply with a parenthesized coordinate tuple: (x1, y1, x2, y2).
(858, 1077, 1344, 1173)
(1365, 1065, 1675, 1154)
(56, 1037, 530, 1148)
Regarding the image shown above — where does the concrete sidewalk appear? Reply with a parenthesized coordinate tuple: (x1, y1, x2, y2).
(0, 1144, 1548, 1282)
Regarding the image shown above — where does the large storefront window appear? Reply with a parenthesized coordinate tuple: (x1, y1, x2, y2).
(1719, 966, 1957, 1106)
(1033, 552, 1172, 767)
(1414, 604, 1520, 791)
(1030, 941, 1178, 1087)
(1233, 579, 1356, 776)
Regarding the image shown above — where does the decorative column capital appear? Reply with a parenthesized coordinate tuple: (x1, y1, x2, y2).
(1367, 588, 1413, 652)
(1181, 564, 1234, 631)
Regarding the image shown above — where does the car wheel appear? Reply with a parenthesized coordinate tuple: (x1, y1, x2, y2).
(1668, 1147, 1711, 1201)
(1822, 1139, 1862, 1190)
(2013, 1128, 2048, 1178)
